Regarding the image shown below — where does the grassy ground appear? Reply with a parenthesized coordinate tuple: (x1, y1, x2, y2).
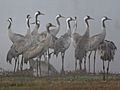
(0, 74, 120, 90)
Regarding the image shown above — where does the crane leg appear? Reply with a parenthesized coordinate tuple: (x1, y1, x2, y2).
(93, 50, 96, 74)
(84, 56, 86, 72)
(20, 56, 24, 71)
(61, 53, 65, 74)
(17, 56, 19, 71)
(14, 57, 17, 72)
(79, 60, 82, 71)
(107, 60, 110, 80)
(38, 56, 41, 77)
(103, 60, 105, 81)
(36, 58, 39, 77)
(88, 51, 92, 73)
(75, 59, 77, 71)
(43, 52, 47, 61)
(47, 49, 51, 76)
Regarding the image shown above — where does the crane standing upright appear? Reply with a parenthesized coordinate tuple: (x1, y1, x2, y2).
(54, 17, 75, 74)
(75, 16, 94, 71)
(87, 16, 112, 73)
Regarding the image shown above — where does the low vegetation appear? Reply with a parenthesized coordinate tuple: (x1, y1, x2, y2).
(0, 73, 120, 90)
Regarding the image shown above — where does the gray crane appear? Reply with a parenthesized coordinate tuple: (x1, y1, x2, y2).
(75, 16, 94, 71)
(37, 14, 65, 72)
(98, 40, 117, 80)
(23, 23, 56, 76)
(72, 17, 87, 71)
(87, 16, 112, 74)
(45, 14, 65, 75)
(6, 15, 31, 72)
(54, 17, 75, 74)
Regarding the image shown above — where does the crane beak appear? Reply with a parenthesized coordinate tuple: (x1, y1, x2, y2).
(107, 18, 112, 20)
(90, 17, 94, 20)
(51, 24, 56, 27)
(40, 12, 45, 15)
(61, 16, 65, 18)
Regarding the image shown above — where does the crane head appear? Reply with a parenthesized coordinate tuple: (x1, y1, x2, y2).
(46, 23, 56, 33)
(47, 23, 56, 28)
(84, 15, 94, 21)
(73, 16, 77, 28)
(74, 16, 77, 23)
(74, 16, 77, 20)
(56, 14, 65, 19)
(26, 14, 31, 19)
(34, 11, 45, 17)
(66, 17, 75, 22)
(102, 16, 112, 22)
(8, 18, 12, 22)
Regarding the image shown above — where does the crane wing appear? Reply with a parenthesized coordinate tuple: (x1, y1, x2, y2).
(14, 33, 25, 40)
(72, 33, 82, 47)
(23, 43, 43, 60)
(88, 34, 105, 50)
(75, 37, 87, 60)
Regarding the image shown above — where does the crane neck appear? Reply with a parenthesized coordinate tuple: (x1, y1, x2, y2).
(83, 27, 89, 38)
(35, 22, 40, 30)
(56, 17, 60, 26)
(26, 18, 31, 37)
(72, 21, 77, 34)
(27, 19, 30, 29)
(26, 28, 31, 37)
(46, 26, 50, 34)
(32, 14, 40, 35)
(35, 14, 39, 26)
(26, 18, 30, 30)
(8, 21, 12, 30)
(54, 17, 60, 35)
(66, 20, 72, 36)
(8, 21, 14, 43)
(101, 20, 106, 40)
(46, 26, 52, 45)
(85, 19, 89, 28)
(101, 19, 106, 37)
(102, 20, 106, 29)
(45, 26, 52, 47)
(83, 20, 90, 38)
(66, 20, 71, 30)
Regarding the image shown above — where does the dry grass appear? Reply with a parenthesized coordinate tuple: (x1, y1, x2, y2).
(0, 74, 120, 90)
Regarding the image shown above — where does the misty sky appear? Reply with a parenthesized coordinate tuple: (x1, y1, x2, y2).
(0, 0, 120, 73)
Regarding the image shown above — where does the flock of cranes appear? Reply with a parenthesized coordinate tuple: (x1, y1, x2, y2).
(6, 11, 117, 79)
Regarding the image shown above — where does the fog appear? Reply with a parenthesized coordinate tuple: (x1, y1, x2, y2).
(0, 0, 120, 73)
